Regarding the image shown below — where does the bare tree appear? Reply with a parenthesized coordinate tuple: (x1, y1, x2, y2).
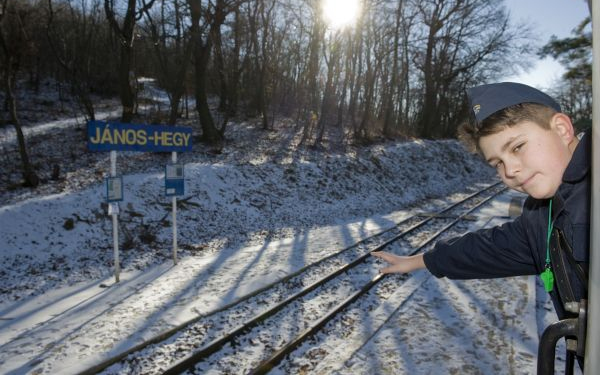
(187, 0, 248, 144)
(314, 31, 341, 147)
(46, 0, 104, 121)
(188, 0, 225, 144)
(104, 0, 156, 123)
(346, 8, 364, 139)
(255, 0, 277, 130)
(416, 0, 461, 138)
(299, 1, 324, 145)
(142, 0, 192, 125)
(0, 0, 39, 187)
(224, 8, 248, 116)
(413, 0, 531, 138)
(382, 0, 405, 138)
(356, 11, 385, 142)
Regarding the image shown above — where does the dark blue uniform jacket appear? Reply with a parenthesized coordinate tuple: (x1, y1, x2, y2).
(423, 131, 590, 320)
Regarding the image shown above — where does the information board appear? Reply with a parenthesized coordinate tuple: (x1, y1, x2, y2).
(106, 176, 123, 202)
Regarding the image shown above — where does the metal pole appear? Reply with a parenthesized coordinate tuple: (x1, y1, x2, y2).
(172, 151, 178, 265)
(110, 150, 120, 283)
(538, 319, 578, 375)
(585, 0, 599, 373)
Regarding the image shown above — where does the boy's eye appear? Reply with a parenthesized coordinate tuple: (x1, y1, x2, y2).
(494, 161, 503, 170)
(513, 142, 525, 152)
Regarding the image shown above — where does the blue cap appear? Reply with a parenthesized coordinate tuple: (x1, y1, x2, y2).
(467, 82, 561, 125)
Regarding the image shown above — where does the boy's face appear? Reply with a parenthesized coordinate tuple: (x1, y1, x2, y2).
(478, 114, 578, 199)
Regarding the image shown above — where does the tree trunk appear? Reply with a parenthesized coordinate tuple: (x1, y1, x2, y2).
(104, 0, 155, 123)
(348, 19, 364, 137)
(357, 66, 374, 141)
(167, 7, 193, 125)
(227, 9, 242, 116)
(118, 35, 135, 122)
(383, 0, 404, 138)
(214, 23, 229, 113)
(314, 36, 339, 146)
(187, 0, 224, 144)
(259, 1, 277, 130)
(300, 12, 324, 145)
(0, 2, 38, 187)
(195, 41, 221, 142)
(46, 0, 96, 121)
(2, 58, 39, 187)
(419, 18, 439, 139)
(336, 34, 353, 128)
(417, 0, 463, 138)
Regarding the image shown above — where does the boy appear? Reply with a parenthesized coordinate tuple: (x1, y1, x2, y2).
(372, 82, 589, 369)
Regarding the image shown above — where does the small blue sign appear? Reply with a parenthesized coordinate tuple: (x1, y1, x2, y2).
(165, 179, 184, 196)
(87, 121, 192, 152)
(165, 163, 185, 196)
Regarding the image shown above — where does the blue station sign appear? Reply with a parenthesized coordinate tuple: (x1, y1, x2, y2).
(87, 121, 192, 152)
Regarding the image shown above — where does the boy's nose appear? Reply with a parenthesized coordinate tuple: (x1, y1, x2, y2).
(504, 161, 520, 178)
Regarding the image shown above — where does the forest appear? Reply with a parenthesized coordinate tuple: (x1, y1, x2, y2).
(0, 0, 592, 188)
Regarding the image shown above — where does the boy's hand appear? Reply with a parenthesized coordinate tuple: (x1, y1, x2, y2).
(371, 251, 426, 274)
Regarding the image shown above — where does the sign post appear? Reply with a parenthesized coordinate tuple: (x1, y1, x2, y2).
(109, 151, 120, 282)
(165, 154, 185, 264)
(87, 121, 192, 280)
(171, 152, 178, 265)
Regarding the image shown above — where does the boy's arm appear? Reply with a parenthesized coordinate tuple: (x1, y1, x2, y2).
(372, 228, 535, 278)
(423, 215, 538, 279)
(372, 207, 540, 280)
(371, 251, 426, 274)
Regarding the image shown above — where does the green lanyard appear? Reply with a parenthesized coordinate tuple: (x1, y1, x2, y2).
(540, 199, 554, 292)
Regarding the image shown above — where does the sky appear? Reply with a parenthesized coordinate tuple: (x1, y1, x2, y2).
(503, 0, 591, 89)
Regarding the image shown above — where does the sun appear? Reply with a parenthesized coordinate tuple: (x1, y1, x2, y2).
(322, 0, 360, 29)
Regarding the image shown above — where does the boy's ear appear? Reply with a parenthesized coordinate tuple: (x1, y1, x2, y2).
(550, 113, 576, 143)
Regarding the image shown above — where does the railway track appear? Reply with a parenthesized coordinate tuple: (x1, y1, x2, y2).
(81, 181, 507, 374)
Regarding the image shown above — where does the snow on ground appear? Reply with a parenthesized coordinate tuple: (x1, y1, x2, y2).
(0, 80, 576, 374)
(339, 210, 544, 375)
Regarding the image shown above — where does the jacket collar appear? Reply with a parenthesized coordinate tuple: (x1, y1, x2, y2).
(562, 130, 590, 184)
(550, 130, 590, 221)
